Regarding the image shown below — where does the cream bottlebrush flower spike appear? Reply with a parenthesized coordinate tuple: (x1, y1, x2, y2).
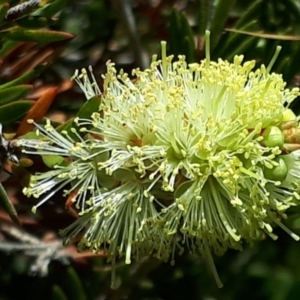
(19, 30, 300, 288)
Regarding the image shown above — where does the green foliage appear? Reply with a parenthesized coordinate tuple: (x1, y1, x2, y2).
(0, 84, 32, 105)
(0, 99, 34, 123)
(0, 0, 72, 238)
(168, 0, 300, 87)
(0, 0, 73, 124)
(169, 9, 195, 62)
(0, 181, 19, 224)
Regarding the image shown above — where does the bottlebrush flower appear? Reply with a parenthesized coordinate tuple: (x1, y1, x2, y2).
(19, 31, 300, 287)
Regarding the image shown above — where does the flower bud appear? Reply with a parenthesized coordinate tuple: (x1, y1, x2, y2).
(279, 109, 298, 130)
(263, 157, 288, 182)
(282, 109, 297, 122)
(262, 126, 284, 148)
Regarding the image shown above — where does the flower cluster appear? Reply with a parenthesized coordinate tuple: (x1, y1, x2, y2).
(19, 34, 300, 287)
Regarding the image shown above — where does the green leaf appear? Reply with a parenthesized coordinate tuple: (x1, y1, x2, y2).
(169, 9, 195, 62)
(0, 67, 44, 89)
(77, 95, 102, 118)
(0, 85, 32, 105)
(285, 0, 300, 20)
(56, 117, 75, 133)
(32, 0, 68, 18)
(226, 35, 257, 61)
(209, 0, 236, 49)
(217, 20, 257, 59)
(0, 27, 74, 43)
(42, 154, 65, 168)
(0, 40, 20, 58)
(113, 168, 136, 181)
(16, 15, 55, 29)
(91, 147, 109, 162)
(57, 96, 101, 140)
(22, 130, 41, 140)
(234, 0, 263, 29)
(96, 169, 115, 189)
(174, 180, 193, 199)
(181, 12, 195, 62)
(63, 267, 87, 300)
(0, 3, 9, 24)
(197, 0, 210, 36)
(0, 100, 34, 123)
(0, 183, 19, 225)
(169, 9, 183, 56)
(51, 285, 68, 300)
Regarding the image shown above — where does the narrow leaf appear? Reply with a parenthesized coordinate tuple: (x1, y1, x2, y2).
(56, 117, 75, 133)
(0, 100, 34, 123)
(226, 36, 257, 61)
(51, 285, 68, 300)
(0, 182, 20, 224)
(0, 67, 44, 89)
(33, 0, 68, 18)
(63, 267, 87, 300)
(209, 0, 236, 48)
(0, 3, 9, 23)
(11, 163, 31, 187)
(1, 27, 74, 43)
(234, 0, 262, 29)
(0, 85, 32, 105)
(77, 95, 101, 119)
(198, 0, 210, 36)
(16, 15, 56, 29)
(42, 154, 64, 168)
(57, 96, 101, 140)
(216, 20, 257, 58)
(0, 40, 20, 58)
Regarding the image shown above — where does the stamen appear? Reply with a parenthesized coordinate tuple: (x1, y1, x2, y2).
(205, 30, 211, 66)
(266, 45, 281, 73)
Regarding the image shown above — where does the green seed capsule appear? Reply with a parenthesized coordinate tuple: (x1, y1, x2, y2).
(264, 157, 288, 182)
(262, 126, 284, 148)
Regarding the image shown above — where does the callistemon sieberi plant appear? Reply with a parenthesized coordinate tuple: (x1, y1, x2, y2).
(18, 31, 300, 287)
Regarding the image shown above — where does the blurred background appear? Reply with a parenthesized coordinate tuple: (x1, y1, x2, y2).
(1, 0, 300, 299)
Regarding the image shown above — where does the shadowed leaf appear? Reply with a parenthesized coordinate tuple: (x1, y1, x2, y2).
(77, 95, 102, 119)
(0, 183, 19, 225)
(0, 67, 43, 89)
(0, 28, 74, 44)
(62, 267, 87, 300)
(0, 100, 34, 123)
(51, 285, 68, 300)
(16, 15, 57, 29)
(0, 3, 9, 23)
(11, 162, 31, 187)
(56, 96, 102, 139)
(33, 0, 68, 18)
(0, 41, 20, 58)
(0, 84, 32, 105)
(209, 0, 236, 48)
